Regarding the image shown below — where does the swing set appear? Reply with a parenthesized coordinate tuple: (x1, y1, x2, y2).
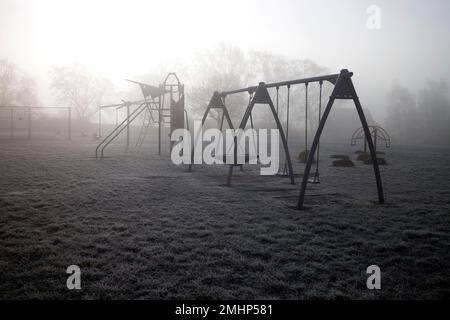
(191, 69, 384, 209)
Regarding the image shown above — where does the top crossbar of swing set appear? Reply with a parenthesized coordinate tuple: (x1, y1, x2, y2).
(219, 73, 342, 96)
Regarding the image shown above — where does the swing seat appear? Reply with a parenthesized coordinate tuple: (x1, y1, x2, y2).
(308, 175, 320, 184)
(221, 154, 259, 166)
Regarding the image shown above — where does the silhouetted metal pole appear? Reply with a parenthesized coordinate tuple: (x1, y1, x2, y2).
(68, 107, 72, 140)
(98, 106, 101, 138)
(126, 104, 130, 148)
(374, 127, 378, 152)
(28, 106, 31, 140)
(221, 73, 341, 97)
(305, 83, 308, 154)
(158, 86, 162, 156)
(10, 107, 13, 138)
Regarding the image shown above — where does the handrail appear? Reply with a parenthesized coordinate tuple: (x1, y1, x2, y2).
(95, 102, 147, 157)
(98, 103, 150, 157)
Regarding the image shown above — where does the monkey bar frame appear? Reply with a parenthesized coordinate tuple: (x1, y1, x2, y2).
(95, 73, 186, 157)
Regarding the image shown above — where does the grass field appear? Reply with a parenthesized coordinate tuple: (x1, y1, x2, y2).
(0, 137, 449, 299)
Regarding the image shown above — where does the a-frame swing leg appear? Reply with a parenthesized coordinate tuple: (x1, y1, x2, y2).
(226, 83, 295, 186)
(297, 93, 336, 209)
(297, 70, 384, 209)
(189, 92, 234, 172)
(349, 80, 384, 205)
(188, 105, 210, 172)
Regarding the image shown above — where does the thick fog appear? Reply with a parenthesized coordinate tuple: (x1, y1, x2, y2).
(1, 0, 449, 145)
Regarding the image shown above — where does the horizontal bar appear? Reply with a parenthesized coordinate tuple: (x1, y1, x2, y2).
(221, 73, 342, 96)
(99, 99, 154, 109)
(0, 106, 70, 109)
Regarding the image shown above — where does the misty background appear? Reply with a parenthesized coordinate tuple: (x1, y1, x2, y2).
(1, 0, 449, 145)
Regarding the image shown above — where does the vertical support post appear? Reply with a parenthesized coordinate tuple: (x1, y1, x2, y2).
(158, 86, 162, 156)
(305, 83, 308, 155)
(188, 105, 212, 172)
(98, 106, 101, 138)
(282, 85, 291, 175)
(68, 107, 72, 140)
(286, 85, 290, 143)
(374, 127, 378, 152)
(364, 135, 367, 153)
(276, 87, 279, 114)
(10, 107, 13, 138)
(28, 106, 31, 140)
(169, 87, 174, 152)
(126, 104, 130, 148)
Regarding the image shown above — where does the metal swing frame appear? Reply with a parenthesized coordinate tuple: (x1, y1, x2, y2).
(188, 91, 235, 173)
(202, 69, 384, 209)
(351, 125, 391, 152)
(297, 69, 384, 209)
(223, 83, 295, 186)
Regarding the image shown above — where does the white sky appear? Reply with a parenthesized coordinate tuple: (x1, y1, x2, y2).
(1, 0, 449, 121)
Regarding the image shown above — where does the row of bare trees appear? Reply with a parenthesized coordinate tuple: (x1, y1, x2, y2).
(2, 45, 329, 128)
(4, 43, 449, 146)
(385, 81, 450, 145)
(0, 60, 39, 107)
(181, 43, 330, 131)
(0, 60, 115, 124)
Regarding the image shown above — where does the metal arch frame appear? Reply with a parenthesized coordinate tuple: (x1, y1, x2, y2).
(226, 83, 295, 186)
(0, 105, 71, 140)
(188, 91, 235, 173)
(351, 125, 391, 149)
(297, 69, 384, 209)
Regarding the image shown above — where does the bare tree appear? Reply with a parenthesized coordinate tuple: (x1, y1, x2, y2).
(182, 44, 328, 134)
(385, 85, 417, 142)
(385, 81, 450, 145)
(417, 81, 450, 145)
(1, 59, 39, 107)
(182, 43, 250, 127)
(15, 75, 39, 106)
(50, 63, 114, 122)
(0, 60, 17, 106)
